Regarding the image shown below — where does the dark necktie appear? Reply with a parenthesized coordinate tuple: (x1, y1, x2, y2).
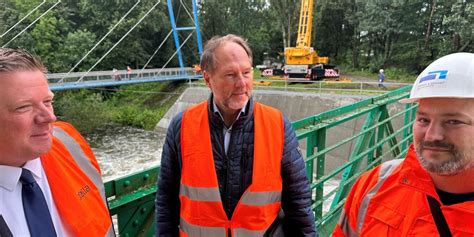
(20, 168, 57, 237)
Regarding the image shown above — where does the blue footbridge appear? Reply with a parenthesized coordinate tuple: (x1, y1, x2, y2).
(47, 67, 201, 91)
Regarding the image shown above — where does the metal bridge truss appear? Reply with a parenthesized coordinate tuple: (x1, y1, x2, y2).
(103, 86, 417, 236)
(167, 0, 203, 70)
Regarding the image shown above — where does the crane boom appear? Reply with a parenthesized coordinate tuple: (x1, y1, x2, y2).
(296, 0, 313, 48)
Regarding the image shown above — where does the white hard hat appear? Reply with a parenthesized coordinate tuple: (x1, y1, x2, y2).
(379, 69, 384, 73)
(400, 52, 474, 103)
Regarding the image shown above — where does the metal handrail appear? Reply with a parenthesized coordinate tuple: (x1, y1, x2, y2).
(46, 67, 201, 91)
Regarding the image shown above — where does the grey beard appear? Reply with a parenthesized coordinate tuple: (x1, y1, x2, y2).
(415, 145, 472, 176)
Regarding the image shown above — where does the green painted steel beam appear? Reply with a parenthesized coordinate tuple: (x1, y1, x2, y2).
(303, 102, 415, 163)
(105, 166, 159, 236)
(306, 132, 316, 186)
(295, 89, 411, 139)
(330, 109, 381, 209)
(293, 86, 411, 130)
(117, 198, 155, 237)
(314, 129, 327, 219)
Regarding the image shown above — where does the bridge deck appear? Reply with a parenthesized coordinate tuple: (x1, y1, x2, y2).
(47, 67, 201, 91)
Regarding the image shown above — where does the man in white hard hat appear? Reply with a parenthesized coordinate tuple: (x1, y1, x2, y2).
(333, 52, 474, 236)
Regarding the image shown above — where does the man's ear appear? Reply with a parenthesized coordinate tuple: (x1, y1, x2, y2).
(203, 70, 210, 86)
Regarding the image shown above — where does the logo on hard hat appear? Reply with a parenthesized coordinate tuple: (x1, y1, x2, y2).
(419, 70, 448, 83)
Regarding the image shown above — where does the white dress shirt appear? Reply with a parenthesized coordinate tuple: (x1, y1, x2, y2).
(212, 100, 247, 154)
(0, 158, 70, 236)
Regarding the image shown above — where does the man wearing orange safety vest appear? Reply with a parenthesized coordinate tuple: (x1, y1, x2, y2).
(156, 34, 316, 236)
(0, 48, 114, 237)
(333, 53, 474, 236)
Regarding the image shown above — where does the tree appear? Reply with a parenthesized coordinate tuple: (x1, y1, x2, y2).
(443, 0, 473, 52)
(269, 0, 299, 49)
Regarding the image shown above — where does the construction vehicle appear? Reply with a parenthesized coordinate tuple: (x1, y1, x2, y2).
(284, 0, 339, 80)
(256, 53, 285, 77)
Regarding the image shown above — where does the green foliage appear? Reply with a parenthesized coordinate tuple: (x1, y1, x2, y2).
(383, 68, 416, 82)
(113, 106, 165, 130)
(54, 90, 111, 134)
(1, 0, 175, 72)
(56, 30, 98, 71)
(52, 81, 186, 133)
(314, 2, 348, 59)
(1, 0, 471, 78)
(200, 0, 281, 65)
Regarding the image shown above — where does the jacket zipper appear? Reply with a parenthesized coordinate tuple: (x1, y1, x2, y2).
(222, 126, 230, 218)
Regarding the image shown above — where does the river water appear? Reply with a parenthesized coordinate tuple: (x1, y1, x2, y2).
(85, 124, 166, 182)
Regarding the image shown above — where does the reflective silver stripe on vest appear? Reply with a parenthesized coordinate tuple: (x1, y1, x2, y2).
(105, 225, 115, 237)
(337, 209, 357, 237)
(180, 184, 221, 202)
(241, 191, 281, 206)
(53, 127, 108, 210)
(54, 126, 115, 236)
(356, 159, 402, 233)
(180, 218, 226, 237)
(233, 228, 266, 237)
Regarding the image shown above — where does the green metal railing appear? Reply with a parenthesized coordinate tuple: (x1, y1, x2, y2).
(292, 85, 417, 235)
(104, 85, 417, 236)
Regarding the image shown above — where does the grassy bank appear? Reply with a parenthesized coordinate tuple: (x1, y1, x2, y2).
(338, 66, 417, 82)
(53, 81, 188, 134)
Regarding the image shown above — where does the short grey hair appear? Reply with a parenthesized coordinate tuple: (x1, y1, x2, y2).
(0, 48, 46, 73)
(200, 34, 253, 73)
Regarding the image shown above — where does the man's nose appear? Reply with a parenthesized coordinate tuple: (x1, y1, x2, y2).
(424, 122, 445, 141)
(234, 73, 247, 87)
(36, 105, 57, 124)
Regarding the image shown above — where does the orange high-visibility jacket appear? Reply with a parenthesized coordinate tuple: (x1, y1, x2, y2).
(333, 145, 474, 236)
(41, 122, 114, 237)
(179, 101, 284, 237)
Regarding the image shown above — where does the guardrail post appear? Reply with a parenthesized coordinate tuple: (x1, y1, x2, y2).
(305, 133, 316, 186)
(315, 128, 326, 219)
(374, 105, 387, 167)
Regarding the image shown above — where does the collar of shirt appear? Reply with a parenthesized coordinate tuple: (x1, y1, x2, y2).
(0, 158, 43, 191)
(212, 99, 247, 129)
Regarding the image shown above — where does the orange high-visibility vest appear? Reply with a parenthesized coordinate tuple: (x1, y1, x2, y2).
(41, 122, 114, 237)
(179, 101, 284, 237)
(333, 145, 474, 236)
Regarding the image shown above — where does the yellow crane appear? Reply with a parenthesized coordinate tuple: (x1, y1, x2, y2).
(284, 0, 339, 80)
